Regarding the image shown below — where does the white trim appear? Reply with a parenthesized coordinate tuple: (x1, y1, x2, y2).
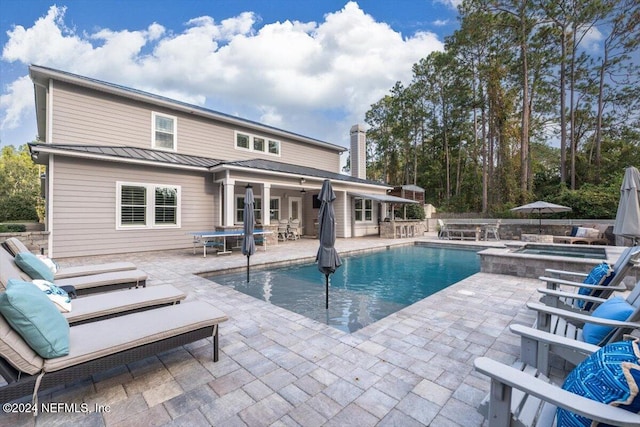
(47, 156, 54, 257)
(115, 181, 181, 230)
(47, 79, 54, 143)
(151, 111, 178, 151)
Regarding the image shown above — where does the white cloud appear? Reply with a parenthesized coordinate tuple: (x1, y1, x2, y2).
(0, 75, 33, 130)
(0, 1, 444, 148)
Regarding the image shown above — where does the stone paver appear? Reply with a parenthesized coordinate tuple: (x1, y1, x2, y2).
(0, 235, 551, 426)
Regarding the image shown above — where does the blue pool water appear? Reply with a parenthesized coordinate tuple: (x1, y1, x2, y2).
(207, 245, 480, 333)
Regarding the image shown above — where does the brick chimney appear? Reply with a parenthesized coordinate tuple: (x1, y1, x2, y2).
(350, 124, 366, 179)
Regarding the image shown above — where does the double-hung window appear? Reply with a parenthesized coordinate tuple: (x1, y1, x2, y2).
(354, 198, 373, 222)
(117, 182, 181, 229)
(152, 112, 177, 150)
(269, 198, 280, 221)
(235, 196, 262, 223)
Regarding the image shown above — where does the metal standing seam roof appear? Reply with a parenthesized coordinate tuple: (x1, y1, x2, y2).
(29, 144, 390, 187)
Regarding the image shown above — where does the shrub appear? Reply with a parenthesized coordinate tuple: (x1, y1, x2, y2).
(0, 224, 27, 233)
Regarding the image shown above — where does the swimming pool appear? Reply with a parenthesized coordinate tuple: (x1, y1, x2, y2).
(207, 245, 480, 333)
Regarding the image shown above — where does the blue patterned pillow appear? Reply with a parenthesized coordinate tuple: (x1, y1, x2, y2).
(577, 262, 614, 309)
(558, 339, 640, 426)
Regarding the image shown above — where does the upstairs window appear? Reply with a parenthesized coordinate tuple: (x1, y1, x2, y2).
(268, 139, 280, 155)
(234, 131, 280, 157)
(236, 133, 250, 150)
(152, 112, 177, 151)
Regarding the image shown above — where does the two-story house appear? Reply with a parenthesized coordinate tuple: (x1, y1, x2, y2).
(27, 65, 416, 258)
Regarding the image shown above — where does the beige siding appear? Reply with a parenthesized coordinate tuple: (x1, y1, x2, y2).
(50, 82, 341, 172)
(50, 156, 217, 258)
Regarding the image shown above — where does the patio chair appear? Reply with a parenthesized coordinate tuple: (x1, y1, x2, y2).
(1, 246, 186, 325)
(538, 246, 640, 313)
(2, 237, 137, 279)
(0, 300, 228, 404)
(289, 219, 301, 240)
(484, 219, 501, 241)
(0, 246, 147, 296)
(527, 278, 640, 367)
(437, 219, 449, 239)
(277, 219, 289, 241)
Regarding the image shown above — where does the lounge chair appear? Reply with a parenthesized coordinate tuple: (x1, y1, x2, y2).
(527, 279, 640, 366)
(1, 245, 186, 324)
(474, 350, 640, 426)
(538, 246, 640, 313)
(0, 246, 147, 296)
(0, 300, 228, 404)
(289, 219, 301, 240)
(2, 237, 137, 279)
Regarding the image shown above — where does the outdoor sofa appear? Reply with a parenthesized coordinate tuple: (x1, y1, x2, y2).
(2, 237, 138, 280)
(552, 223, 610, 245)
(0, 300, 228, 404)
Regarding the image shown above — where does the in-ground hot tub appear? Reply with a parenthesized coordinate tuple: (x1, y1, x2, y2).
(478, 243, 613, 278)
(512, 244, 607, 260)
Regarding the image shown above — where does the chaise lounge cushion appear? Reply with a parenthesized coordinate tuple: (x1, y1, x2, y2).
(54, 269, 148, 292)
(1, 237, 29, 257)
(14, 252, 55, 282)
(63, 284, 186, 324)
(0, 313, 44, 375)
(558, 339, 640, 426)
(44, 301, 228, 372)
(0, 280, 69, 358)
(582, 296, 635, 345)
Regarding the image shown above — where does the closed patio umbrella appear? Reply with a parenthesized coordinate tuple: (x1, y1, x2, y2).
(613, 166, 640, 245)
(316, 179, 342, 310)
(511, 201, 572, 234)
(241, 184, 256, 282)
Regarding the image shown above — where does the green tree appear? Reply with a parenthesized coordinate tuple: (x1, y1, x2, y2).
(0, 145, 43, 222)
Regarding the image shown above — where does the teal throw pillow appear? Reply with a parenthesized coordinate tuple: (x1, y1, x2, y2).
(582, 296, 634, 345)
(0, 279, 69, 358)
(14, 252, 55, 282)
(558, 339, 640, 426)
(577, 262, 614, 309)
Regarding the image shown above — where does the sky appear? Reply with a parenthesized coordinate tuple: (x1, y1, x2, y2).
(0, 0, 461, 153)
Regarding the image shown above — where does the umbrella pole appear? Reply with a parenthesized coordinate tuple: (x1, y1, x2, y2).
(247, 256, 250, 282)
(325, 275, 329, 310)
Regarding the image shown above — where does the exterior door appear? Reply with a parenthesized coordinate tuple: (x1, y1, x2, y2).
(289, 197, 302, 221)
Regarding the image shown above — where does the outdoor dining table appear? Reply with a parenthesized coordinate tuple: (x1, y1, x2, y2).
(189, 229, 273, 257)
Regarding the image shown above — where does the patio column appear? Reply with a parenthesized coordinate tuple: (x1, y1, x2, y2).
(223, 180, 235, 226)
(262, 183, 271, 226)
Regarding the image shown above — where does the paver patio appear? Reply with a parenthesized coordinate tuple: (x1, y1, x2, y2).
(1, 233, 570, 426)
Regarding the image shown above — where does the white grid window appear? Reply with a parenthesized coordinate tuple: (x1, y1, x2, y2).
(117, 182, 181, 229)
(152, 112, 177, 151)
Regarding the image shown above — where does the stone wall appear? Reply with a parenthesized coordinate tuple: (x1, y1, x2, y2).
(0, 231, 49, 255)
